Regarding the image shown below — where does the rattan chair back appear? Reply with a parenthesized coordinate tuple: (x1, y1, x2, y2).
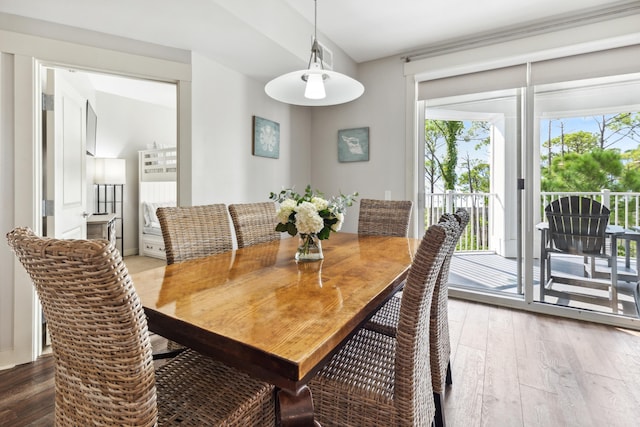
(361, 209, 467, 426)
(157, 204, 233, 264)
(358, 198, 413, 237)
(228, 202, 280, 248)
(394, 221, 456, 424)
(6, 227, 158, 426)
(309, 223, 452, 426)
(6, 227, 277, 426)
(430, 211, 466, 393)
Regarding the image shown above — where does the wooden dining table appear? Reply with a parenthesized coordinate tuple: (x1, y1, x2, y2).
(131, 232, 418, 426)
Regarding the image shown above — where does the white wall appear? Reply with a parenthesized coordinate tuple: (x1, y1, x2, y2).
(0, 36, 308, 368)
(0, 52, 15, 363)
(310, 14, 640, 238)
(93, 90, 177, 255)
(311, 56, 408, 233)
(190, 52, 311, 206)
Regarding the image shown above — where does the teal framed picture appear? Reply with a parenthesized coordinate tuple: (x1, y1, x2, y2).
(338, 127, 369, 162)
(252, 116, 280, 159)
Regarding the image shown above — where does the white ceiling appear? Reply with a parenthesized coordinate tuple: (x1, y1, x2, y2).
(85, 73, 177, 108)
(0, 0, 637, 99)
(283, 0, 638, 63)
(1, 0, 637, 65)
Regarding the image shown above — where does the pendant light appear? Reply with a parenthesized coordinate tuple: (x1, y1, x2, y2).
(265, 0, 364, 106)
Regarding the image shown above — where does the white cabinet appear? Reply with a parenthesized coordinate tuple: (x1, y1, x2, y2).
(140, 233, 167, 259)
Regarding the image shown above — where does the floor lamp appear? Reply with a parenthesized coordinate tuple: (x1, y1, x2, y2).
(94, 158, 126, 254)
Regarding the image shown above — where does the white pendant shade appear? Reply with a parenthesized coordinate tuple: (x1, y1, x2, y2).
(264, 0, 364, 107)
(266, 68, 364, 106)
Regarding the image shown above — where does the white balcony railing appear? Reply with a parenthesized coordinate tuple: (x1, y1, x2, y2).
(541, 190, 640, 229)
(424, 191, 494, 252)
(425, 189, 640, 253)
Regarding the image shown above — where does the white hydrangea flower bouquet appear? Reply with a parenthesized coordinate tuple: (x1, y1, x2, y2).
(269, 185, 358, 260)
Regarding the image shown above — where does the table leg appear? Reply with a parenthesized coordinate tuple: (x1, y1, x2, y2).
(540, 229, 547, 301)
(625, 238, 631, 269)
(636, 238, 640, 281)
(611, 235, 618, 314)
(277, 386, 320, 427)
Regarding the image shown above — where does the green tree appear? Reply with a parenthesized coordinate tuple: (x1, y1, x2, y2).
(458, 153, 489, 193)
(594, 113, 640, 149)
(466, 121, 491, 151)
(434, 120, 464, 190)
(541, 148, 623, 192)
(542, 129, 598, 169)
(555, 131, 599, 155)
(424, 120, 443, 192)
(424, 119, 488, 193)
(620, 146, 640, 191)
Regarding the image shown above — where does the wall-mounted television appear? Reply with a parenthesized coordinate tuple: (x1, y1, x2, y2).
(86, 100, 97, 156)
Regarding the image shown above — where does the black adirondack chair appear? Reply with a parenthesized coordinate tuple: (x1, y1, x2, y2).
(540, 195, 619, 311)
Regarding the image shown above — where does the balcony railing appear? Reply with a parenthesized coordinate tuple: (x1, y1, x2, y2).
(424, 191, 493, 251)
(541, 190, 640, 229)
(425, 189, 640, 252)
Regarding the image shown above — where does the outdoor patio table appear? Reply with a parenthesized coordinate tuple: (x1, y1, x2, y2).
(132, 232, 418, 427)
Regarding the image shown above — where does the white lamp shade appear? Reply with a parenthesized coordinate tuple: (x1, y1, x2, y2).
(94, 158, 126, 184)
(265, 68, 364, 106)
(265, 0, 364, 107)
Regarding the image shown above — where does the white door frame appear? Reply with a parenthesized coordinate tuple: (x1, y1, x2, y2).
(4, 29, 191, 367)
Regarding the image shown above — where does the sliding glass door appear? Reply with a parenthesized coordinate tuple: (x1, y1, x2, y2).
(418, 84, 525, 298)
(533, 73, 640, 317)
(416, 44, 640, 325)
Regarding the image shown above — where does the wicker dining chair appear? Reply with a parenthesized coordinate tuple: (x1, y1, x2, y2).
(228, 202, 280, 248)
(6, 227, 275, 426)
(156, 204, 234, 351)
(364, 208, 469, 427)
(309, 221, 456, 426)
(156, 204, 233, 265)
(358, 198, 413, 237)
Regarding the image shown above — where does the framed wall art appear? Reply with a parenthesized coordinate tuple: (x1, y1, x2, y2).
(338, 127, 369, 162)
(252, 116, 280, 159)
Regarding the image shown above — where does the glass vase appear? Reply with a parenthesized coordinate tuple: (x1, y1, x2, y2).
(295, 233, 323, 262)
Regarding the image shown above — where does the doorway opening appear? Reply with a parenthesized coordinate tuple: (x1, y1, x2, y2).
(39, 65, 178, 352)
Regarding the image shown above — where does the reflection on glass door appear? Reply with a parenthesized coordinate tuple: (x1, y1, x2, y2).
(534, 73, 640, 318)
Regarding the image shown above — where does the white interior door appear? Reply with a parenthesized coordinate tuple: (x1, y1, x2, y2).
(44, 68, 87, 239)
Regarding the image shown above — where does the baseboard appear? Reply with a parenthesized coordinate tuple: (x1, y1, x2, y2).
(123, 248, 138, 257)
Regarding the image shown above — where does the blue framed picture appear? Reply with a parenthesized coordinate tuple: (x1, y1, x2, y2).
(338, 127, 369, 162)
(252, 116, 280, 159)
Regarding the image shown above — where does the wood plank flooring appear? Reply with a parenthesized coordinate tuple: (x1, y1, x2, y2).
(445, 299, 640, 427)
(0, 355, 54, 427)
(2, 256, 639, 426)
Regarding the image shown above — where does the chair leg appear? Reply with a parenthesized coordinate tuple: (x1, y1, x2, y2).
(635, 282, 640, 318)
(152, 347, 186, 360)
(434, 392, 446, 427)
(445, 360, 452, 386)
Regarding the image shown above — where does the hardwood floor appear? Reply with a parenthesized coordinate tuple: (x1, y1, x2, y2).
(445, 298, 640, 427)
(0, 355, 54, 427)
(2, 280, 639, 425)
(123, 254, 166, 274)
